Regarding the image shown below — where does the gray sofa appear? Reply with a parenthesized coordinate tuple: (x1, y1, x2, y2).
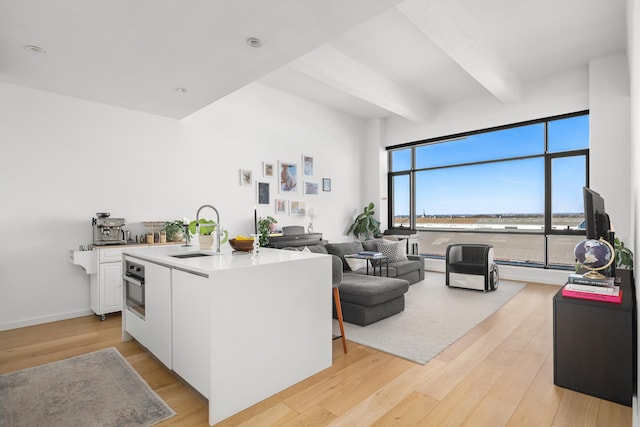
(324, 240, 424, 284)
(283, 240, 424, 326)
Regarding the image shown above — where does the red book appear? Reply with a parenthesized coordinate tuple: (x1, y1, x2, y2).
(562, 287, 623, 304)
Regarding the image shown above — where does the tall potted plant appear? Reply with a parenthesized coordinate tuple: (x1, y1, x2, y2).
(346, 202, 381, 240)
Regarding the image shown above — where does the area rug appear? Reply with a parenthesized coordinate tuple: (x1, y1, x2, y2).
(334, 271, 526, 365)
(0, 347, 175, 427)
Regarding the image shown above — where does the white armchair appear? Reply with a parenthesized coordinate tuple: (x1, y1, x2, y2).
(445, 244, 499, 292)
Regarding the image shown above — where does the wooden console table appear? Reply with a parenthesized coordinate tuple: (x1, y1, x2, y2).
(552, 269, 636, 406)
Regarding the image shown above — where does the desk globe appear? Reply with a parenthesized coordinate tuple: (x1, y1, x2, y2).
(573, 238, 614, 279)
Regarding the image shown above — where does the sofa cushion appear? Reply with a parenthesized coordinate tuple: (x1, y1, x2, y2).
(304, 245, 328, 254)
(325, 242, 364, 270)
(351, 256, 423, 284)
(280, 245, 328, 254)
(376, 239, 408, 262)
(361, 239, 383, 253)
(344, 257, 368, 271)
(352, 265, 398, 277)
(338, 296, 405, 326)
(389, 260, 419, 276)
(339, 273, 409, 306)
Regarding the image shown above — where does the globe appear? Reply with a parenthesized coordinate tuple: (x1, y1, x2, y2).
(574, 238, 614, 278)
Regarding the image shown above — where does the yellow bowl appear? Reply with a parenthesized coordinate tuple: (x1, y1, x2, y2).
(229, 238, 254, 252)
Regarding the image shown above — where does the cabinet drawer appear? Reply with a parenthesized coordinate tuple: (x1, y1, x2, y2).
(125, 308, 147, 346)
(99, 247, 124, 263)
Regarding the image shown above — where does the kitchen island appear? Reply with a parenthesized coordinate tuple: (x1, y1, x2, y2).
(121, 245, 332, 425)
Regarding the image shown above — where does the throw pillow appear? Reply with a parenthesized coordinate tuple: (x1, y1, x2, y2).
(361, 239, 383, 253)
(344, 257, 368, 271)
(376, 240, 408, 263)
(302, 246, 311, 253)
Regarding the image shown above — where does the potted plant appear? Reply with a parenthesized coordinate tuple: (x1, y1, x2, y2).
(258, 216, 278, 247)
(346, 202, 381, 240)
(614, 237, 634, 270)
(188, 219, 229, 249)
(164, 220, 185, 242)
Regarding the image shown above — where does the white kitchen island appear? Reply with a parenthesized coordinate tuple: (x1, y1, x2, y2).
(121, 245, 332, 425)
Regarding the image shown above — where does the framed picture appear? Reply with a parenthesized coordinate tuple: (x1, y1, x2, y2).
(240, 169, 252, 186)
(278, 161, 298, 193)
(263, 162, 274, 177)
(322, 178, 331, 192)
(302, 155, 314, 176)
(289, 200, 306, 216)
(257, 181, 270, 205)
(275, 198, 288, 214)
(304, 181, 319, 196)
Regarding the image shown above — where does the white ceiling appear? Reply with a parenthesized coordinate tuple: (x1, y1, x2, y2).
(0, 0, 628, 121)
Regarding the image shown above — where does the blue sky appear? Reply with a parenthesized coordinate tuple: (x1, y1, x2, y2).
(392, 115, 589, 217)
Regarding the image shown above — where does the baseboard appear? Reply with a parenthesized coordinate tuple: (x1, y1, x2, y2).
(425, 258, 566, 286)
(0, 309, 94, 331)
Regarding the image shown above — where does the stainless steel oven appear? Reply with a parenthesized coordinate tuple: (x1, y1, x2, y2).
(124, 259, 145, 319)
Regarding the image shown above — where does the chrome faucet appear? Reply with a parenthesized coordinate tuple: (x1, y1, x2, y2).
(195, 204, 222, 253)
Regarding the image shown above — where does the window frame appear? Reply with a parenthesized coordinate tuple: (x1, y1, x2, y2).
(387, 111, 589, 270)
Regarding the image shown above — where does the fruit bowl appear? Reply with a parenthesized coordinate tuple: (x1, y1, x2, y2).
(229, 238, 254, 252)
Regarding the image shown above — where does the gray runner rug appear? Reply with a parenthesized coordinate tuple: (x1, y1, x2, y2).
(0, 347, 175, 427)
(334, 271, 526, 364)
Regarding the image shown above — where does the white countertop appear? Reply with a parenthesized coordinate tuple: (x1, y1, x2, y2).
(122, 244, 324, 276)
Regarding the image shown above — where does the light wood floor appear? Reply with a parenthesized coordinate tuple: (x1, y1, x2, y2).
(0, 282, 632, 426)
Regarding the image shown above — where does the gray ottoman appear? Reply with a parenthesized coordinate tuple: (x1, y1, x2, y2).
(335, 273, 410, 326)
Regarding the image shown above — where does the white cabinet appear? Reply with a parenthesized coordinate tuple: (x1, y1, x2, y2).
(171, 269, 210, 397)
(99, 262, 123, 309)
(120, 247, 332, 425)
(122, 257, 173, 369)
(90, 247, 124, 319)
(143, 261, 172, 368)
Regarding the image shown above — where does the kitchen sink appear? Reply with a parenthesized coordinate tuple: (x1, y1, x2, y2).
(170, 252, 214, 259)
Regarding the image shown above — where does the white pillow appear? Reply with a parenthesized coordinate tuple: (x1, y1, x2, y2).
(377, 240, 408, 263)
(302, 246, 311, 253)
(344, 257, 368, 271)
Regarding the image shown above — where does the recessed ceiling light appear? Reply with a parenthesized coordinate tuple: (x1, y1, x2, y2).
(176, 88, 188, 94)
(25, 45, 46, 55)
(246, 37, 262, 48)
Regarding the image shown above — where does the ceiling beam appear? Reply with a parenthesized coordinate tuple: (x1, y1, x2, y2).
(288, 44, 434, 122)
(397, 0, 522, 104)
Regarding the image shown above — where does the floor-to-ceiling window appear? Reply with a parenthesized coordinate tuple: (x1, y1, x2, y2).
(388, 111, 589, 269)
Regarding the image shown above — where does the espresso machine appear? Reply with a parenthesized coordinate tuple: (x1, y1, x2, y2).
(92, 212, 127, 245)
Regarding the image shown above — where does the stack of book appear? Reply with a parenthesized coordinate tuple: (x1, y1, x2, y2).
(358, 251, 383, 256)
(562, 273, 622, 303)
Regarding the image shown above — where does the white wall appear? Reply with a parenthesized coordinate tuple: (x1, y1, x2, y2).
(362, 118, 388, 228)
(0, 81, 365, 330)
(181, 82, 366, 240)
(377, 56, 631, 285)
(626, 0, 639, 422)
(589, 53, 632, 244)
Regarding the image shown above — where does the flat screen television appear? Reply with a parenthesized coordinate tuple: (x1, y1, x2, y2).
(583, 186, 615, 276)
(583, 186, 611, 241)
